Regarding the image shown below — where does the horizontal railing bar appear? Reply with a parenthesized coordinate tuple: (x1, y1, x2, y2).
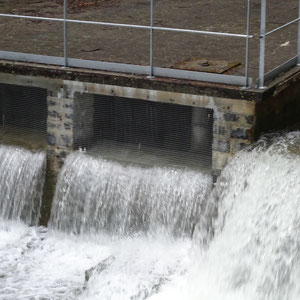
(265, 17, 300, 36)
(264, 56, 298, 83)
(153, 66, 252, 86)
(0, 50, 252, 86)
(0, 13, 254, 38)
(152, 26, 252, 38)
(0, 13, 65, 23)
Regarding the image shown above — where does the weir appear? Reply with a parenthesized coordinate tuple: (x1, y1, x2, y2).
(0, 145, 45, 225)
(50, 153, 212, 236)
(0, 131, 298, 299)
(0, 1, 300, 299)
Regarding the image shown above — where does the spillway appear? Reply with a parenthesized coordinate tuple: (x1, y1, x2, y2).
(155, 131, 300, 300)
(50, 153, 212, 236)
(0, 145, 46, 225)
(0, 131, 299, 299)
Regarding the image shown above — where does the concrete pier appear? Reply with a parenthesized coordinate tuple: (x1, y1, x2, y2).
(0, 60, 299, 179)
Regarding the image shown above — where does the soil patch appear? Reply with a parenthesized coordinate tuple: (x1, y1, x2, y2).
(54, 0, 121, 12)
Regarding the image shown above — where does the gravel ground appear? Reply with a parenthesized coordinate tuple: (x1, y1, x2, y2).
(0, 0, 298, 80)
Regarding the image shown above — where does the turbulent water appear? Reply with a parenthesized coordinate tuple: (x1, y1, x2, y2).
(50, 153, 212, 236)
(153, 131, 300, 300)
(0, 145, 46, 225)
(0, 221, 192, 300)
(0, 131, 300, 299)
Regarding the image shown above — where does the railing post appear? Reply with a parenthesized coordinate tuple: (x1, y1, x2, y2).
(245, 0, 251, 88)
(64, 0, 68, 67)
(298, 0, 300, 65)
(148, 0, 154, 78)
(258, 0, 266, 89)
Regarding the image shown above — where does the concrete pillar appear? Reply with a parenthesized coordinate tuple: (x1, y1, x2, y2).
(47, 89, 94, 172)
(211, 98, 256, 180)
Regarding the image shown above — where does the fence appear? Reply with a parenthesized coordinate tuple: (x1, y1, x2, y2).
(0, 0, 299, 88)
(258, 0, 300, 88)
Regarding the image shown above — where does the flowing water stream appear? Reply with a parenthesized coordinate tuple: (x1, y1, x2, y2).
(0, 146, 45, 225)
(0, 131, 299, 299)
(50, 153, 212, 236)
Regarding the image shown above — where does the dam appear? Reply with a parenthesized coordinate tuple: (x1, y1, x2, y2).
(0, 0, 299, 179)
(0, 0, 300, 299)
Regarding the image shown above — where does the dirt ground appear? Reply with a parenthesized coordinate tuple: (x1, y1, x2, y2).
(0, 0, 299, 80)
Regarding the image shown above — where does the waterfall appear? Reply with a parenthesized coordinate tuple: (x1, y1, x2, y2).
(154, 131, 300, 300)
(0, 145, 46, 225)
(0, 131, 300, 300)
(50, 153, 212, 236)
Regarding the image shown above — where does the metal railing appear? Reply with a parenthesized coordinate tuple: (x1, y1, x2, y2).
(0, 0, 253, 87)
(0, 0, 298, 88)
(258, 0, 300, 88)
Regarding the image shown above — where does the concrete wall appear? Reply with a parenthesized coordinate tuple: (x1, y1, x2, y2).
(1, 67, 299, 179)
(47, 89, 94, 171)
(0, 72, 257, 178)
(0, 65, 299, 227)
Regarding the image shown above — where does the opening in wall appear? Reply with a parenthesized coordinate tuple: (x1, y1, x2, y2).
(0, 83, 47, 150)
(74, 94, 214, 170)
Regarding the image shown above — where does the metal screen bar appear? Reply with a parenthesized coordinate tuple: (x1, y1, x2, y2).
(0, 13, 254, 39)
(245, 0, 251, 88)
(0, 50, 251, 86)
(149, 0, 154, 78)
(64, 0, 68, 67)
(258, 0, 267, 89)
(0, 9, 254, 87)
(298, 0, 300, 65)
(264, 56, 298, 83)
(265, 17, 300, 36)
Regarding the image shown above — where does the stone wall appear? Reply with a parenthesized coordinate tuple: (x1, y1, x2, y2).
(47, 89, 94, 172)
(47, 90, 73, 171)
(45, 81, 257, 178)
(212, 97, 255, 179)
(1, 68, 299, 180)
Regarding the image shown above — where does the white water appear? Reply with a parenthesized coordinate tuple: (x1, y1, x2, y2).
(50, 153, 212, 236)
(152, 131, 300, 300)
(0, 131, 299, 299)
(0, 145, 45, 225)
(0, 222, 192, 300)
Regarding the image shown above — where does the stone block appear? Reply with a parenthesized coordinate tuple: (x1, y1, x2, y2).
(47, 134, 56, 146)
(213, 139, 230, 153)
(64, 122, 72, 130)
(59, 134, 73, 148)
(48, 110, 62, 121)
(213, 125, 228, 136)
(231, 127, 251, 140)
(212, 151, 233, 171)
(223, 113, 240, 122)
(230, 139, 252, 153)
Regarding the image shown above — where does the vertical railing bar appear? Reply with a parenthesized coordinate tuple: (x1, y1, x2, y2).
(244, 0, 251, 88)
(258, 0, 266, 88)
(298, 0, 300, 65)
(148, 0, 154, 78)
(64, 0, 68, 67)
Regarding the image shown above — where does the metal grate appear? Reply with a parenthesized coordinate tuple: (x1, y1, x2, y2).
(76, 94, 214, 170)
(0, 83, 47, 150)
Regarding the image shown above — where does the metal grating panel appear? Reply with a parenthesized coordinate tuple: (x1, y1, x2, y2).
(75, 94, 214, 170)
(0, 83, 47, 150)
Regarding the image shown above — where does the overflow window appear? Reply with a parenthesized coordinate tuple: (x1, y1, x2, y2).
(0, 83, 47, 150)
(75, 94, 213, 170)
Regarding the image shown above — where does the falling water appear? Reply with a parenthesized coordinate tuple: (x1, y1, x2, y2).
(153, 131, 300, 300)
(0, 145, 46, 225)
(0, 131, 300, 299)
(50, 153, 213, 236)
